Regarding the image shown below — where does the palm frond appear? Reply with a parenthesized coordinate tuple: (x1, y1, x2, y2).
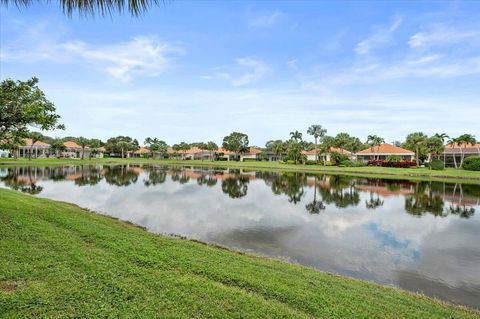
(1, 0, 162, 17)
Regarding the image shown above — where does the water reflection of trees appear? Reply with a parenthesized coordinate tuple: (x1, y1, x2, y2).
(1, 165, 479, 220)
(319, 175, 360, 208)
(221, 176, 249, 199)
(103, 165, 139, 187)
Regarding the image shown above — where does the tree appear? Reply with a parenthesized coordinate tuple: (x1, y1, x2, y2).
(454, 134, 477, 167)
(289, 130, 302, 142)
(76, 137, 90, 160)
(405, 132, 428, 167)
(145, 138, 168, 159)
(425, 136, 444, 165)
(0, 78, 64, 141)
(205, 141, 218, 161)
(2, 0, 160, 17)
(222, 132, 249, 160)
(317, 136, 335, 165)
(50, 138, 66, 158)
(333, 132, 351, 154)
(27, 132, 43, 160)
(105, 136, 138, 158)
(271, 140, 285, 160)
(88, 138, 103, 159)
(307, 125, 327, 161)
(366, 135, 385, 160)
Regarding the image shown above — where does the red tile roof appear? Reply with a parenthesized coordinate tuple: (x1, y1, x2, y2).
(134, 147, 150, 154)
(23, 138, 50, 147)
(356, 143, 414, 155)
(63, 141, 84, 149)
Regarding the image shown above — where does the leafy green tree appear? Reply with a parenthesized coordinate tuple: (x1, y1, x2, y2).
(222, 132, 249, 160)
(105, 136, 138, 158)
(221, 176, 249, 199)
(50, 138, 66, 158)
(88, 139, 103, 158)
(75, 137, 90, 160)
(0, 78, 64, 141)
(366, 135, 385, 160)
(405, 132, 428, 166)
(307, 125, 327, 161)
(205, 141, 218, 161)
(145, 138, 168, 159)
(425, 136, 444, 165)
(317, 135, 335, 165)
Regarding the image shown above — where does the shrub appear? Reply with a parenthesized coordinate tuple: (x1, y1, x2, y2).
(386, 155, 402, 162)
(462, 156, 480, 171)
(367, 160, 416, 168)
(286, 160, 296, 165)
(430, 159, 445, 170)
(305, 160, 319, 165)
(330, 152, 349, 165)
(339, 160, 354, 167)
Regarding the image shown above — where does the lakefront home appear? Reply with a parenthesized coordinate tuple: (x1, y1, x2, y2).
(355, 143, 415, 161)
(18, 138, 51, 158)
(442, 143, 480, 168)
(62, 140, 90, 158)
(302, 147, 353, 162)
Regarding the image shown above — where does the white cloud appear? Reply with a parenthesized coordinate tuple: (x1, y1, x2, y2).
(408, 24, 480, 48)
(247, 9, 283, 28)
(214, 57, 270, 87)
(1, 31, 184, 82)
(286, 59, 298, 69)
(355, 16, 403, 55)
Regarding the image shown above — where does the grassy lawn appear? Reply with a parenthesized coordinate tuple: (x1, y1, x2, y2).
(0, 189, 479, 318)
(2, 157, 480, 184)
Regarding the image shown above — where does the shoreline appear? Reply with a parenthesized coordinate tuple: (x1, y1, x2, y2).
(1, 188, 478, 318)
(1, 157, 480, 185)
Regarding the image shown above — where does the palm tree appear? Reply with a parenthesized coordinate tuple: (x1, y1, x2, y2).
(290, 131, 302, 142)
(405, 132, 428, 167)
(271, 140, 285, 161)
(3, 0, 160, 16)
(455, 134, 477, 167)
(205, 141, 218, 161)
(334, 133, 351, 154)
(366, 135, 385, 160)
(307, 125, 327, 161)
(76, 137, 90, 160)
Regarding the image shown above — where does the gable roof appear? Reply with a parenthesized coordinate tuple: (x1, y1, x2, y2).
(134, 147, 150, 154)
(63, 140, 84, 149)
(23, 138, 50, 147)
(356, 143, 414, 155)
(302, 147, 351, 156)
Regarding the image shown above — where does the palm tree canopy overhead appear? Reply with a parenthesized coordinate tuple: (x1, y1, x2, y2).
(2, 0, 160, 16)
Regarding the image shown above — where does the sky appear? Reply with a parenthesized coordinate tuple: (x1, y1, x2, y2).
(1, 0, 479, 146)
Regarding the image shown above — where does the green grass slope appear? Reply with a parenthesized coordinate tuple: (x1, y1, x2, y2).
(0, 189, 478, 318)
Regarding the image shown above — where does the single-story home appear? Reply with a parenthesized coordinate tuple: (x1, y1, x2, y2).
(240, 147, 262, 161)
(302, 147, 352, 162)
(355, 143, 414, 161)
(132, 147, 150, 158)
(442, 143, 480, 168)
(62, 141, 90, 158)
(18, 139, 51, 158)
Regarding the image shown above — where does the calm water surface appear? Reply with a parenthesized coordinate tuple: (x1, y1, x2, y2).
(1, 164, 480, 308)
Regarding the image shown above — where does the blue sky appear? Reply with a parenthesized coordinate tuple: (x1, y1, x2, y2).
(1, 1, 479, 146)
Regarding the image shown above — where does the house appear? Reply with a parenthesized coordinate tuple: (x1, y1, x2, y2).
(185, 147, 216, 160)
(18, 139, 51, 158)
(133, 147, 150, 158)
(62, 141, 90, 158)
(442, 143, 480, 168)
(216, 148, 237, 161)
(0, 149, 10, 158)
(355, 143, 414, 161)
(240, 147, 262, 161)
(302, 147, 352, 162)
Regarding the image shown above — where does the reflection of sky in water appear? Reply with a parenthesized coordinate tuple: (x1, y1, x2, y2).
(1, 165, 479, 309)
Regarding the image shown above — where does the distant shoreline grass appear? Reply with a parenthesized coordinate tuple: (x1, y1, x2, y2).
(1, 157, 480, 185)
(1, 188, 478, 318)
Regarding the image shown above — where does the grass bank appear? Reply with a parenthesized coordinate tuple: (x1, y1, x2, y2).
(0, 189, 478, 318)
(2, 157, 480, 184)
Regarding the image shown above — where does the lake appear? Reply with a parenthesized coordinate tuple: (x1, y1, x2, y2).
(1, 164, 479, 309)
